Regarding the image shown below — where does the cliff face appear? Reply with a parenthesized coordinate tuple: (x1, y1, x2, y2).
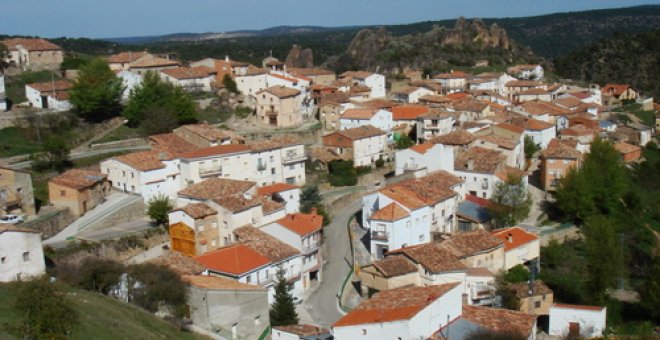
(285, 45, 314, 68)
(326, 18, 533, 73)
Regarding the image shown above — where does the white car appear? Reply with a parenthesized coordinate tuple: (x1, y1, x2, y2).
(0, 215, 24, 224)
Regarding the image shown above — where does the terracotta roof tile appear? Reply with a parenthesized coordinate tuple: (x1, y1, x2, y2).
(2, 38, 61, 51)
(495, 165, 527, 182)
(518, 101, 570, 116)
(477, 134, 518, 150)
(352, 98, 398, 109)
(541, 139, 582, 159)
(148, 251, 205, 275)
(388, 171, 462, 205)
(178, 178, 255, 200)
(258, 85, 300, 98)
(554, 97, 584, 109)
(161, 66, 215, 80)
(491, 227, 539, 252)
(495, 123, 525, 134)
(603, 84, 631, 96)
(339, 71, 374, 79)
(257, 183, 298, 197)
(26, 79, 72, 93)
(194, 244, 271, 276)
(380, 186, 427, 210)
(149, 133, 199, 157)
(333, 283, 461, 327)
(505, 80, 543, 88)
(553, 303, 605, 312)
(368, 256, 418, 278)
(391, 105, 429, 120)
(430, 129, 477, 146)
(129, 55, 179, 68)
(509, 280, 552, 299)
(419, 94, 452, 104)
(114, 150, 167, 171)
(454, 147, 506, 174)
(273, 324, 328, 337)
(409, 142, 435, 155)
(175, 203, 217, 219)
(388, 243, 466, 273)
(559, 124, 596, 137)
(233, 225, 300, 262)
(175, 123, 244, 144)
(248, 135, 302, 152)
(107, 51, 148, 64)
(289, 68, 335, 76)
(369, 202, 410, 221)
(462, 305, 536, 337)
(340, 108, 379, 120)
(183, 275, 265, 291)
(452, 99, 488, 113)
(276, 212, 323, 237)
(50, 169, 106, 190)
(440, 230, 504, 258)
(335, 125, 386, 140)
(465, 267, 495, 277)
(614, 141, 641, 154)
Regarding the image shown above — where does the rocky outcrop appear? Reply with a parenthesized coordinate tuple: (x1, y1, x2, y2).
(325, 18, 534, 73)
(285, 45, 314, 68)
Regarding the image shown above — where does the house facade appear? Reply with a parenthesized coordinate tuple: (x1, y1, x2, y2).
(491, 227, 540, 270)
(48, 169, 110, 218)
(256, 86, 303, 127)
(339, 108, 393, 134)
(2, 38, 64, 71)
(25, 80, 72, 111)
(322, 126, 388, 167)
(0, 167, 35, 216)
(394, 143, 454, 176)
(0, 227, 45, 282)
(540, 139, 582, 191)
(549, 304, 607, 338)
(160, 66, 216, 92)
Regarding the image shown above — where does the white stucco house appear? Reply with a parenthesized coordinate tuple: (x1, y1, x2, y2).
(117, 70, 143, 101)
(491, 227, 540, 271)
(453, 147, 527, 199)
(391, 86, 434, 104)
(235, 71, 268, 98)
(0, 74, 7, 111)
(549, 304, 607, 338)
(25, 80, 72, 111)
(395, 143, 454, 176)
(332, 283, 463, 340)
(160, 66, 216, 92)
(339, 108, 393, 134)
(339, 71, 386, 99)
(257, 183, 301, 214)
(0, 227, 46, 282)
(508, 64, 544, 80)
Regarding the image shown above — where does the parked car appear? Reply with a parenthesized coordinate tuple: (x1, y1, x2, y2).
(0, 215, 24, 224)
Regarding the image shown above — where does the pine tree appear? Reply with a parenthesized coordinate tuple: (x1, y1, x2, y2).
(300, 185, 321, 213)
(269, 269, 299, 326)
(489, 174, 532, 228)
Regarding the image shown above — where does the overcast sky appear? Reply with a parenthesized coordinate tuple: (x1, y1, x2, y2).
(1, 0, 657, 39)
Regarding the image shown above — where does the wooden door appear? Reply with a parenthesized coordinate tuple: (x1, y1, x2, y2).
(169, 222, 197, 257)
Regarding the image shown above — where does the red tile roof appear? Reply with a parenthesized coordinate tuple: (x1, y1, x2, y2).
(387, 243, 466, 273)
(276, 212, 323, 237)
(462, 305, 536, 337)
(614, 141, 641, 154)
(409, 142, 435, 155)
(369, 202, 410, 221)
(257, 183, 298, 197)
(603, 84, 631, 96)
(541, 139, 582, 160)
(194, 244, 271, 276)
(430, 129, 477, 146)
(50, 169, 106, 190)
(2, 38, 61, 51)
(392, 105, 429, 120)
(161, 66, 215, 80)
(149, 133, 199, 157)
(233, 225, 300, 262)
(26, 80, 73, 93)
(115, 150, 167, 171)
(178, 178, 255, 200)
(333, 283, 461, 327)
(107, 51, 148, 64)
(129, 55, 179, 68)
(259, 85, 301, 98)
(273, 324, 328, 337)
(491, 227, 539, 252)
(441, 230, 504, 258)
(340, 108, 379, 120)
(367, 256, 418, 278)
(183, 275, 265, 291)
(175, 203, 217, 219)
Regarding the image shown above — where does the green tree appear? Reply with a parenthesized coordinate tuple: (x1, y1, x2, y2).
(300, 185, 322, 213)
(505, 264, 530, 283)
(523, 135, 540, 159)
(123, 71, 197, 127)
(77, 258, 124, 294)
(488, 174, 532, 228)
(127, 263, 188, 317)
(6, 278, 79, 340)
(269, 269, 299, 326)
(582, 215, 623, 301)
(69, 58, 124, 122)
(146, 195, 173, 226)
(555, 138, 628, 223)
(138, 104, 180, 136)
(31, 135, 72, 172)
(395, 134, 414, 149)
(222, 74, 238, 93)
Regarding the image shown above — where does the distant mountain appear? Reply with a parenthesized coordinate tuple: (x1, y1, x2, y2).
(555, 29, 660, 98)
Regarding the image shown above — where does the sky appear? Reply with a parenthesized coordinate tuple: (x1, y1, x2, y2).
(1, 0, 658, 39)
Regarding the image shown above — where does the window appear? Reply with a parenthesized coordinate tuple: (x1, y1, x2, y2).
(1, 257, 5, 264)
(271, 168, 276, 175)
(131, 173, 135, 178)
(22, 252, 30, 262)
(60, 190, 66, 196)
(246, 275, 252, 283)
(362, 329, 367, 335)
(534, 301, 541, 309)
(419, 234, 425, 241)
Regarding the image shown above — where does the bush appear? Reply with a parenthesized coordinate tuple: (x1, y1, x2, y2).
(147, 195, 174, 226)
(127, 263, 187, 317)
(328, 160, 358, 187)
(375, 156, 385, 168)
(77, 258, 125, 294)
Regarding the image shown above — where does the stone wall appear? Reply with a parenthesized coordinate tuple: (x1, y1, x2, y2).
(89, 138, 148, 151)
(240, 128, 320, 146)
(82, 196, 146, 233)
(22, 207, 75, 239)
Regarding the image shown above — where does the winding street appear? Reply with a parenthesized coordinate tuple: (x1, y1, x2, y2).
(303, 198, 363, 328)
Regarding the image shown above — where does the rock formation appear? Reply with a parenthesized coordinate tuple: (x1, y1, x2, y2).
(285, 45, 314, 68)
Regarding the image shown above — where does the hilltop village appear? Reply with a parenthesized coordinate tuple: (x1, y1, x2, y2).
(0, 37, 658, 339)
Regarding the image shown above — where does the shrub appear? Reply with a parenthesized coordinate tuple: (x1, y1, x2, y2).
(127, 263, 187, 317)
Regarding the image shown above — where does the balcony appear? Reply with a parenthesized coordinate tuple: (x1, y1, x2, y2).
(403, 163, 419, 171)
(282, 152, 308, 164)
(371, 230, 389, 241)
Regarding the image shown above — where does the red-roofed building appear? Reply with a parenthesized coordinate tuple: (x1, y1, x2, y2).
(257, 183, 300, 214)
(395, 142, 454, 177)
(261, 209, 324, 289)
(195, 244, 271, 277)
(2, 38, 63, 71)
(391, 86, 434, 104)
(25, 80, 72, 111)
(491, 226, 540, 270)
(339, 107, 393, 133)
(602, 84, 638, 106)
(332, 283, 463, 339)
(550, 303, 607, 338)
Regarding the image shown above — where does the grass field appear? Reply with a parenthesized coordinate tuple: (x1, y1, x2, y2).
(0, 283, 206, 340)
(0, 127, 43, 157)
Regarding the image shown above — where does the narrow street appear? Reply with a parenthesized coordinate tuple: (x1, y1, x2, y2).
(303, 198, 362, 328)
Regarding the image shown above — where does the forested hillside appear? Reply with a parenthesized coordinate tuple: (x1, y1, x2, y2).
(555, 30, 660, 97)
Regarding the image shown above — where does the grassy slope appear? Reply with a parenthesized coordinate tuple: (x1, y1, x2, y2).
(0, 284, 206, 340)
(0, 127, 42, 157)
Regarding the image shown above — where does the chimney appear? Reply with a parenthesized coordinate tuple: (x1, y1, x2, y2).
(507, 233, 513, 243)
(311, 207, 318, 215)
(225, 55, 230, 62)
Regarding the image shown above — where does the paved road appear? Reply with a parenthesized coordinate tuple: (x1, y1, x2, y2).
(304, 198, 362, 328)
(8, 145, 150, 170)
(43, 192, 142, 247)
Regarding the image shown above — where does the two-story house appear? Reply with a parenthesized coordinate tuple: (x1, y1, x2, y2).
(394, 143, 454, 177)
(159, 66, 217, 92)
(322, 125, 388, 167)
(453, 147, 527, 199)
(256, 86, 304, 127)
(338, 71, 386, 99)
(339, 108, 393, 135)
(2, 38, 63, 71)
(540, 139, 583, 191)
(0, 226, 46, 282)
(415, 110, 456, 142)
(492, 226, 540, 270)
